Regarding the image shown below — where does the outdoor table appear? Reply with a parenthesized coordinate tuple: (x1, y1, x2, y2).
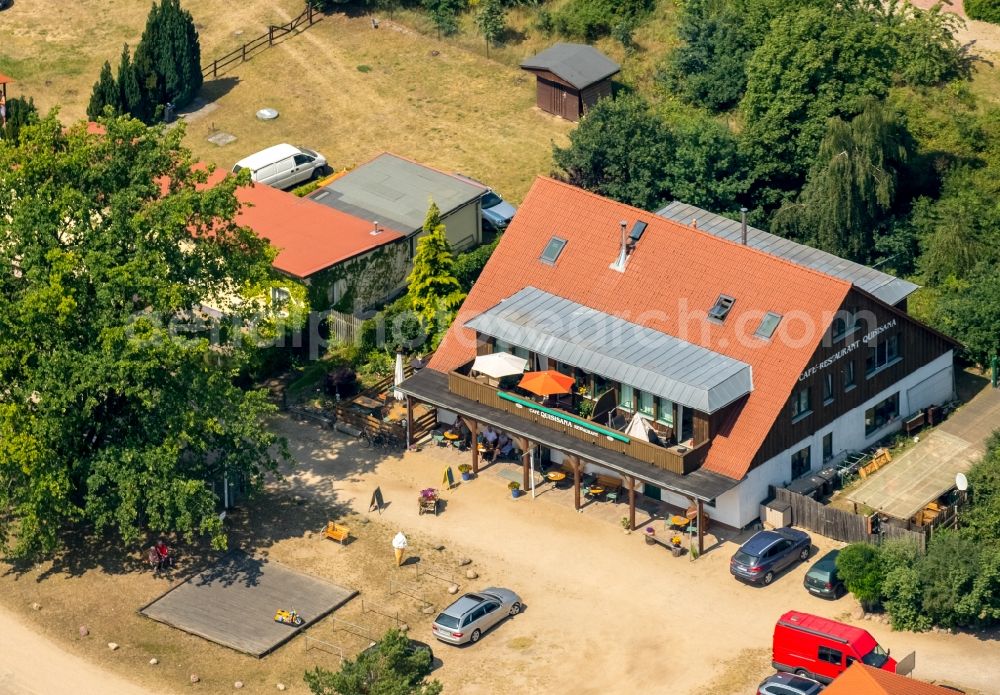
(669, 515, 689, 528)
(587, 485, 605, 498)
(477, 443, 488, 452)
(443, 431, 459, 441)
(353, 395, 383, 410)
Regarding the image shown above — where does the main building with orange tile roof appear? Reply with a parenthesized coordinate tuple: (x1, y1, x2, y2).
(399, 177, 956, 530)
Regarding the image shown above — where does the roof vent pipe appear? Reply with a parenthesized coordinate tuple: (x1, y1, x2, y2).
(691, 218, 698, 229)
(740, 208, 748, 245)
(370, 220, 381, 236)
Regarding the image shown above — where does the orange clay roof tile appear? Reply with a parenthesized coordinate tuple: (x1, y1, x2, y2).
(430, 177, 852, 480)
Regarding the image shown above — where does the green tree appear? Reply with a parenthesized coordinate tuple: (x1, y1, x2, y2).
(0, 114, 284, 558)
(475, 0, 507, 56)
(661, 0, 829, 112)
(131, 0, 203, 118)
(836, 543, 884, 609)
(966, 0, 1000, 23)
(117, 44, 149, 122)
(928, 266, 1000, 368)
(407, 202, 466, 338)
(0, 96, 39, 142)
(423, 0, 465, 37)
(304, 629, 442, 695)
(739, 5, 898, 207)
(87, 61, 120, 121)
(552, 94, 745, 212)
(773, 97, 911, 261)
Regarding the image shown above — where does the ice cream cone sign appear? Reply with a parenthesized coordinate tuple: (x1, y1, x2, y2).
(392, 531, 408, 567)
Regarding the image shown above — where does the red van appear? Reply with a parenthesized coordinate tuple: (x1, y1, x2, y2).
(773, 611, 897, 683)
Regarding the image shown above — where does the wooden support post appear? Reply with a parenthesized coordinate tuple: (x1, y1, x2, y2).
(466, 418, 479, 474)
(268, 26, 274, 47)
(308, 3, 314, 23)
(213, 60, 218, 78)
(571, 456, 581, 510)
(242, 42, 247, 62)
(627, 475, 636, 531)
(522, 448, 530, 491)
(405, 395, 414, 448)
(697, 499, 705, 556)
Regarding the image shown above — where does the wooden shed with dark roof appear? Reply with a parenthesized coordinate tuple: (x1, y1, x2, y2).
(520, 43, 620, 121)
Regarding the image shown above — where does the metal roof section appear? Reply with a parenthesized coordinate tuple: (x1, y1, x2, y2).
(308, 153, 487, 234)
(464, 287, 753, 413)
(520, 43, 621, 90)
(655, 202, 919, 306)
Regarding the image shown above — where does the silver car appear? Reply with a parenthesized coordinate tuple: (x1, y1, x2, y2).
(431, 587, 522, 645)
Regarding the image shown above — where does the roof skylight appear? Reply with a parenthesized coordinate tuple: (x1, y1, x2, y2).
(755, 311, 782, 339)
(708, 295, 735, 322)
(540, 236, 567, 264)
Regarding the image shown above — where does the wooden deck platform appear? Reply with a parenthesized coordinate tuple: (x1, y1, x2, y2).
(139, 551, 357, 657)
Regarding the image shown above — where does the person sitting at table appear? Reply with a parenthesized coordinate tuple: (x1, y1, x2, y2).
(497, 433, 514, 460)
(483, 426, 498, 447)
(455, 420, 471, 449)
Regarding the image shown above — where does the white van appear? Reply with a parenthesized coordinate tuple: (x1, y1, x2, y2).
(232, 144, 328, 190)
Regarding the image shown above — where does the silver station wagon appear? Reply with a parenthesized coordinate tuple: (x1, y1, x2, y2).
(431, 587, 522, 645)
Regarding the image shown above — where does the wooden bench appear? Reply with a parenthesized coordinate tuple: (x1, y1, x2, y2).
(323, 522, 351, 545)
(595, 474, 624, 503)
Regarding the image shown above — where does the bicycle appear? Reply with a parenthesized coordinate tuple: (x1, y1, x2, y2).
(361, 427, 390, 449)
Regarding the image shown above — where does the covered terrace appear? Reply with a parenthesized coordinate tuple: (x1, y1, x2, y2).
(399, 368, 737, 554)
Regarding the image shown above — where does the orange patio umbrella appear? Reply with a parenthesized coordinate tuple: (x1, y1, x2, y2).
(518, 370, 575, 396)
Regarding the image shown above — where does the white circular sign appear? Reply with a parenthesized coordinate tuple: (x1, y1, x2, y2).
(956, 472, 969, 491)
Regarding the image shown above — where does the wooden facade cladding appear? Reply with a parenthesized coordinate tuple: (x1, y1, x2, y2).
(752, 288, 956, 467)
(524, 68, 612, 121)
(446, 370, 706, 475)
(580, 81, 612, 115)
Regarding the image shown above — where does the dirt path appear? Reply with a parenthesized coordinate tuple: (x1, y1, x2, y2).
(0, 605, 159, 695)
(273, 416, 1000, 694)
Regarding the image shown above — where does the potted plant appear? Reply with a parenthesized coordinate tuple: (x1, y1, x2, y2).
(644, 526, 656, 545)
(670, 534, 684, 557)
(458, 463, 473, 481)
(576, 399, 595, 419)
(620, 517, 631, 534)
(508, 481, 521, 499)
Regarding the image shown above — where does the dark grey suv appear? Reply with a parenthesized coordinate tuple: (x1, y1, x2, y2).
(758, 672, 824, 694)
(730, 528, 812, 585)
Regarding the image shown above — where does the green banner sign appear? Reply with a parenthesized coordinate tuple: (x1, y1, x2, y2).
(498, 391, 630, 443)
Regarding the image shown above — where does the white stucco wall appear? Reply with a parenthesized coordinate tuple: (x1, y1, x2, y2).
(713, 350, 955, 529)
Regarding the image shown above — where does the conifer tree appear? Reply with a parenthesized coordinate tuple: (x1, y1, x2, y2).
(116, 44, 149, 122)
(407, 201, 466, 338)
(86, 61, 119, 121)
(0, 96, 38, 142)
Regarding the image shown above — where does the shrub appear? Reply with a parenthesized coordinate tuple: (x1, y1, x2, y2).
(550, 0, 653, 41)
(453, 235, 501, 291)
(836, 543, 884, 609)
(966, 0, 1000, 24)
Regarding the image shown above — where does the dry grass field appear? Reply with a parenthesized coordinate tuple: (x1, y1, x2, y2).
(0, 1, 573, 202)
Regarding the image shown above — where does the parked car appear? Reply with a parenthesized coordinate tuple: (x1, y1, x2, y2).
(804, 549, 845, 599)
(431, 587, 522, 645)
(773, 610, 897, 684)
(453, 173, 517, 231)
(758, 672, 825, 695)
(730, 528, 812, 585)
(232, 143, 327, 190)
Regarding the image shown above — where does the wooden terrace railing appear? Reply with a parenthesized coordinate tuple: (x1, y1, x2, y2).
(447, 370, 706, 475)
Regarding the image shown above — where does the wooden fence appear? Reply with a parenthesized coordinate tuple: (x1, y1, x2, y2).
(202, 5, 321, 79)
(327, 309, 364, 346)
(773, 487, 927, 552)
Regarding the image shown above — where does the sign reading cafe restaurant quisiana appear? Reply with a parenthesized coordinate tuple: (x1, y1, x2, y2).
(798, 319, 898, 382)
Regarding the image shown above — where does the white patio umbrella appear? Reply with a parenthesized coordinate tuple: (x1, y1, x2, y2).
(393, 351, 405, 401)
(471, 352, 528, 379)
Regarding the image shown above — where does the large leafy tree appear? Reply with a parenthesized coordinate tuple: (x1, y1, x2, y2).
(304, 629, 441, 695)
(0, 114, 284, 557)
(773, 97, 911, 261)
(407, 202, 465, 339)
(553, 94, 745, 212)
(927, 266, 1000, 368)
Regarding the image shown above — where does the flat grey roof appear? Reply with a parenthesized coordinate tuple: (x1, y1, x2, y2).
(520, 43, 621, 90)
(399, 368, 738, 502)
(308, 153, 486, 234)
(656, 202, 919, 307)
(465, 287, 753, 414)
